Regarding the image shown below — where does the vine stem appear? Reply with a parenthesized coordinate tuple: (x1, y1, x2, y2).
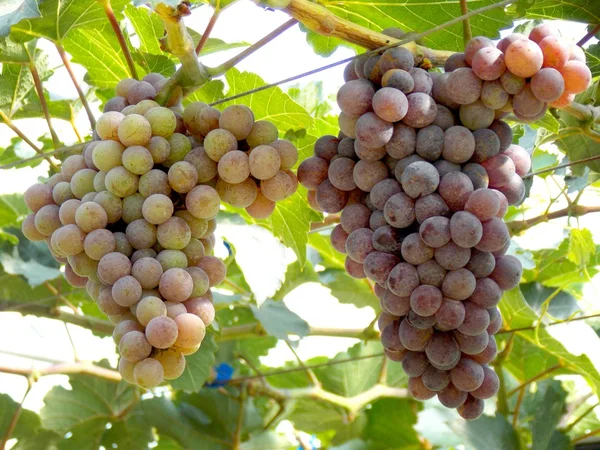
(573, 427, 600, 444)
(0, 142, 86, 170)
(497, 313, 600, 335)
(577, 24, 600, 47)
(55, 44, 96, 129)
(565, 401, 600, 432)
(102, 0, 138, 80)
(44, 281, 78, 314)
(0, 361, 121, 382)
(0, 111, 58, 171)
(507, 204, 600, 234)
(26, 46, 60, 149)
(208, 19, 298, 76)
(459, 0, 472, 44)
(506, 364, 563, 396)
(0, 377, 33, 450)
(522, 154, 600, 179)
(232, 384, 247, 450)
(195, 6, 220, 55)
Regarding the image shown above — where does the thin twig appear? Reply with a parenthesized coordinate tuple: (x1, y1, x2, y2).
(102, 0, 138, 80)
(498, 313, 600, 335)
(566, 401, 600, 432)
(512, 386, 525, 428)
(0, 377, 33, 450)
(0, 142, 87, 170)
(285, 341, 320, 387)
(55, 44, 96, 129)
(27, 49, 60, 149)
(209, 0, 512, 106)
(0, 361, 121, 382)
(578, 24, 600, 47)
(195, 6, 220, 55)
(573, 427, 600, 443)
(459, 0, 472, 44)
(522, 154, 600, 179)
(44, 282, 79, 314)
(507, 205, 600, 234)
(507, 364, 563, 397)
(209, 19, 298, 76)
(232, 384, 247, 450)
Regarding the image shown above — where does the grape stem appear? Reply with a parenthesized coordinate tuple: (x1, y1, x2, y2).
(459, 0, 472, 45)
(577, 23, 600, 47)
(195, 5, 221, 55)
(0, 377, 33, 450)
(0, 142, 86, 170)
(506, 363, 563, 396)
(232, 384, 247, 449)
(102, 0, 139, 80)
(507, 204, 600, 234)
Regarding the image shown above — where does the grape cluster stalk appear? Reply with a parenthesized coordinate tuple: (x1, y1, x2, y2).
(21, 73, 299, 388)
(297, 23, 589, 419)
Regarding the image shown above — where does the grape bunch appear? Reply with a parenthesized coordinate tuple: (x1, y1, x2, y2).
(21, 72, 298, 388)
(297, 28, 546, 419)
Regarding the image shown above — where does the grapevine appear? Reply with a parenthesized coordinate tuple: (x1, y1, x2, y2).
(299, 24, 591, 420)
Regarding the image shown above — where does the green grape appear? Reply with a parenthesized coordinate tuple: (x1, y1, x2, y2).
(62, 155, 87, 181)
(175, 210, 208, 239)
(75, 201, 108, 232)
(184, 148, 218, 183)
(219, 105, 254, 140)
(168, 161, 198, 193)
(93, 171, 107, 192)
(173, 313, 206, 348)
(156, 249, 188, 271)
(98, 252, 131, 285)
(186, 185, 221, 219)
(153, 348, 186, 380)
(113, 231, 133, 257)
(126, 218, 158, 249)
(52, 181, 74, 205)
(92, 140, 125, 172)
(132, 257, 163, 289)
(22, 214, 46, 241)
(182, 101, 208, 136)
(142, 194, 174, 225)
(164, 133, 192, 167)
(70, 169, 97, 199)
(122, 193, 145, 223)
(96, 111, 124, 140)
(112, 275, 142, 307)
(159, 268, 193, 302)
(182, 238, 205, 266)
(52, 224, 86, 256)
(249, 145, 281, 180)
(138, 169, 171, 198)
(58, 199, 82, 225)
(197, 255, 226, 287)
(122, 146, 154, 175)
(133, 357, 164, 388)
(246, 120, 278, 147)
(157, 217, 191, 250)
(119, 330, 152, 363)
(84, 228, 116, 260)
(186, 266, 210, 297)
(117, 114, 152, 147)
(144, 107, 176, 137)
(105, 166, 139, 198)
(147, 136, 170, 164)
(94, 191, 123, 223)
(136, 295, 167, 326)
(204, 129, 237, 162)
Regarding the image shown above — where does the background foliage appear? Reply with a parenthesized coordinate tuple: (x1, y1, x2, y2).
(0, 0, 600, 448)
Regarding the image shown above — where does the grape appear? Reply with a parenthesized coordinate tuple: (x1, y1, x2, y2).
(435, 298, 465, 331)
(156, 250, 188, 271)
(195, 256, 225, 287)
(364, 252, 401, 285)
(372, 225, 403, 253)
(157, 217, 191, 250)
(569, 43, 586, 63)
(384, 192, 415, 228)
(402, 93, 437, 128)
(125, 219, 157, 250)
(337, 79, 375, 116)
(158, 268, 193, 303)
(415, 194, 449, 223)
(470, 277, 503, 309)
(409, 68, 433, 95)
(472, 47, 506, 81)
(330, 224, 349, 253)
(490, 255, 522, 290)
(105, 166, 139, 198)
(174, 313, 206, 348)
(499, 71, 526, 98)
(422, 366, 450, 391)
(419, 216, 451, 248)
(502, 145, 531, 177)
(465, 36, 494, 65)
(217, 105, 254, 140)
(481, 154, 515, 188)
(400, 161, 439, 199)
(449, 211, 483, 249)
(457, 301, 490, 336)
(133, 357, 163, 388)
(550, 90, 576, 108)
(401, 233, 434, 265)
(298, 157, 329, 190)
(529, 22, 557, 44)
(455, 329, 489, 355)
(475, 217, 510, 253)
(487, 311, 502, 335)
(312, 179, 346, 213)
(166, 161, 198, 194)
(469, 366, 499, 400)
(460, 100, 495, 131)
(438, 383, 468, 408)
(96, 111, 124, 141)
(338, 113, 358, 139)
(446, 68, 482, 105)
(537, 36, 570, 70)
(481, 80, 509, 110)
(559, 60, 592, 94)
(98, 252, 131, 284)
(270, 140, 298, 170)
(513, 84, 545, 117)
(24, 183, 55, 213)
(370, 210, 387, 230)
(432, 73, 460, 109)
(353, 160, 389, 192)
(382, 290, 411, 316)
(444, 53, 468, 72)
(381, 69, 414, 93)
(385, 123, 416, 159)
(92, 192, 121, 224)
(354, 141, 386, 162)
(97, 287, 128, 315)
(104, 96, 128, 113)
(121, 193, 144, 224)
(70, 169, 96, 200)
(408, 376, 436, 400)
(399, 318, 433, 351)
(355, 112, 393, 148)
(401, 351, 429, 377)
(154, 348, 186, 380)
(442, 126, 475, 164)
(68, 270, 90, 290)
(249, 145, 281, 180)
(472, 336, 498, 364)
(141, 194, 173, 225)
(131, 257, 163, 289)
(363, 55, 383, 84)
(409, 311, 437, 329)
(380, 46, 414, 72)
(388, 263, 420, 297)
(203, 129, 237, 162)
(417, 260, 447, 288)
(145, 316, 178, 349)
(221, 178, 260, 206)
(164, 301, 187, 320)
(462, 163, 489, 190)
(313, 136, 340, 162)
(182, 101, 208, 135)
(246, 191, 276, 219)
(185, 295, 214, 326)
(337, 138, 357, 160)
(51, 224, 85, 256)
(67, 252, 98, 278)
(442, 268, 476, 300)
(464, 189, 500, 224)
(505, 40, 544, 78)
(457, 395, 485, 420)
(112, 275, 142, 307)
(119, 330, 152, 363)
(345, 257, 365, 278)
(52, 181, 74, 205)
(186, 185, 220, 219)
(22, 214, 46, 241)
(450, 357, 484, 392)
(113, 231, 133, 257)
(409, 285, 442, 316)
(138, 169, 170, 198)
(416, 125, 444, 161)
(344, 228, 375, 263)
(83, 229, 115, 260)
(368, 180, 399, 210)
(62, 155, 87, 181)
(432, 105, 456, 131)
(438, 172, 474, 212)
(113, 320, 143, 345)
(73, 202, 107, 233)
(381, 321, 403, 352)
(340, 204, 371, 233)
(425, 332, 461, 370)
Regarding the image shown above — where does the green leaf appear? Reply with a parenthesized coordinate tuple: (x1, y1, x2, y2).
(0, 53, 44, 117)
(133, 52, 175, 77)
(272, 259, 318, 300)
(567, 228, 595, 267)
(170, 333, 218, 392)
(319, 269, 379, 310)
(11, 0, 129, 42)
(41, 370, 147, 450)
(365, 398, 420, 448)
(0, 35, 30, 62)
(450, 413, 520, 450)
(63, 28, 132, 90)
(0, 0, 40, 37)
(530, 111, 560, 133)
(0, 247, 61, 286)
(12, 429, 61, 450)
(521, 282, 578, 320)
(240, 431, 295, 449)
(500, 287, 600, 394)
(100, 408, 154, 450)
(251, 299, 310, 341)
(585, 43, 600, 78)
(0, 393, 43, 441)
(301, 0, 512, 56)
(0, 193, 27, 228)
(125, 4, 164, 55)
(309, 232, 345, 269)
(530, 381, 568, 450)
(289, 398, 366, 438)
(514, 0, 600, 24)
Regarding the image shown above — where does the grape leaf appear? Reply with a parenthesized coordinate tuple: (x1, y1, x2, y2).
(585, 43, 600, 77)
(0, 35, 31, 62)
(319, 269, 379, 310)
(450, 413, 519, 450)
(309, 232, 345, 269)
(0, 52, 49, 118)
(514, 0, 600, 24)
(0, 247, 61, 286)
(530, 380, 568, 450)
(250, 298, 310, 341)
(0, 393, 43, 441)
(567, 228, 595, 267)
(170, 333, 218, 392)
(364, 398, 420, 448)
(272, 259, 318, 300)
(0, 0, 39, 37)
(0, 193, 27, 228)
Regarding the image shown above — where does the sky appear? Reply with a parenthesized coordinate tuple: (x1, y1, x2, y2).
(0, 1, 599, 445)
